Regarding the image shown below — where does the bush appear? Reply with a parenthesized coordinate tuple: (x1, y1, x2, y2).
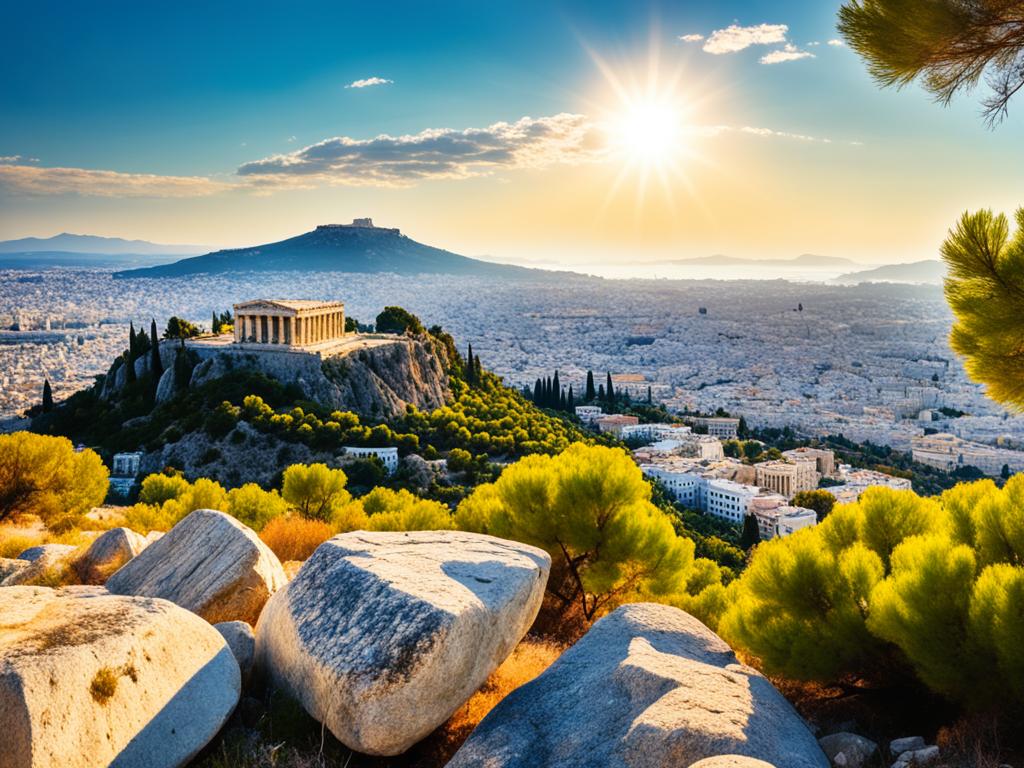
(0, 432, 108, 530)
(281, 463, 351, 521)
(259, 516, 335, 561)
(226, 483, 290, 532)
(721, 477, 1024, 710)
(375, 306, 425, 335)
(138, 473, 190, 506)
(360, 487, 454, 531)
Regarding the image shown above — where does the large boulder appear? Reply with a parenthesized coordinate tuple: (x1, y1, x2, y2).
(0, 585, 240, 768)
(17, 543, 78, 564)
(215, 620, 256, 685)
(819, 733, 877, 768)
(256, 530, 550, 756)
(75, 527, 149, 584)
(448, 602, 829, 768)
(106, 509, 287, 624)
(0, 558, 30, 584)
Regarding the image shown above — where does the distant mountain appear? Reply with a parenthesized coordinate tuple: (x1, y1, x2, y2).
(113, 221, 544, 279)
(833, 260, 945, 285)
(0, 233, 208, 255)
(661, 253, 861, 268)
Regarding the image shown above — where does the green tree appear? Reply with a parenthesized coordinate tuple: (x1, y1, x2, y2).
(226, 483, 290, 531)
(361, 487, 454, 531)
(941, 208, 1024, 410)
(375, 306, 424, 335)
(838, 0, 1024, 125)
(585, 370, 596, 401)
(791, 489, 837, 522)
(164, 316, 200, 340)
(455, 444, 695, 620)
(139, 473, 190, 506)
(345, 316, 359, 333)
(150, 319, 163, 379)
(282, 463, 351, 521)
(0, 433, 108, 529)
(605, 372, 615, 404)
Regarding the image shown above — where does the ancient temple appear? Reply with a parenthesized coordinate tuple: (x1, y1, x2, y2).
(232, 299, 345, 348)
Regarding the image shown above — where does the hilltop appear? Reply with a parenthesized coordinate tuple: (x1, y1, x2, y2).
(113, 220, 545, 279)
(833, 259, 946, 285)
(0, 232, 209, 268)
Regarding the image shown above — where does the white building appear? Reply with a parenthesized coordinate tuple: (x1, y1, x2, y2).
(704, 478, 759, 523)
(692, 417, 740, 439)
(827, 465, 913, 503)
(342, 446, 399, 474)
(782, 447, 836, 477)
(640, 462, 759, 523)
(109, 451, 144, 497)
(754, 458, 819, 499)
(912, 433, 1024, 476)
(575, 405, 603, 423)
(749, 494, 817, 539)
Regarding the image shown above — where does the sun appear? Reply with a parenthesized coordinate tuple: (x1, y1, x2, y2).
(611, 98, 686, 164)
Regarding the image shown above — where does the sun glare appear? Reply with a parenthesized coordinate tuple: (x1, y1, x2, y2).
(612, 98, 685, 163)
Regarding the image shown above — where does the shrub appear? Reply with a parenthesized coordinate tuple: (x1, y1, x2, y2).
(259, 516, 335, 562)
(226, 483, 290, 532)
(281, 463, 350, 521)
(138, 473, 190, 506)
(122, 502, 176, 533)
(361, 487, 454, 531)
(0, 432, 108, 529)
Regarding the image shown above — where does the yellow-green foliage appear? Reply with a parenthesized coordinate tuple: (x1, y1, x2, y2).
(360, 487, 454, 531)
(0, 432, 109, 530)
(456, 443, 697, 620)
(403, 376, 591, 457)
(281, 463, 350, 522)
(226, 484, 289, 531)
(722, 477, 1024, 709)
(138, 473, 190, 506)
(940, 208, 1024, 411)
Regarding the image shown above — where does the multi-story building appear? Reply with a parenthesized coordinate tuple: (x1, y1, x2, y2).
(575, 405, 603, 423)
(704, 478, 759, 523)
(595, 414, 640, 436)
(692, 417, 740, 439)
(754, 458, 819, 499)
(911, 433, 1024, 476)
(640, 459, 759, 523)
(827, 466, 913, 503)
(782, 447, 836, 477)
(109, 451, 144, 497)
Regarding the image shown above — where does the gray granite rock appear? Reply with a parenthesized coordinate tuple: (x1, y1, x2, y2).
(255, 530, 550, 756)
(215, 620, 256, 685)
(106, 508, 286, 624)
(76, 526, 149, 584)
(819, 733, 877, 768)
(448, 602, 829, 768)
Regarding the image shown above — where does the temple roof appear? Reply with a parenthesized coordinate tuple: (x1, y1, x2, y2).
(234, 299, 344, 312)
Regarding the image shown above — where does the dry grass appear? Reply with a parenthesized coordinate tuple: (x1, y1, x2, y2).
(424, 637, 565, 762)
(0, 531, 43, 559)
(260, 516, 335, 562)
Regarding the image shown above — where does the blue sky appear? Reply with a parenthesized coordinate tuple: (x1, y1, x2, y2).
(2, 1, 1021, 265)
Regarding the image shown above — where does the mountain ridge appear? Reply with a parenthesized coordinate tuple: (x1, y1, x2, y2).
(0, 232, 209, 255)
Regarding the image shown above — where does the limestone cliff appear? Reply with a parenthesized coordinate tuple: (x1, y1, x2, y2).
(187, 335, 450, 420)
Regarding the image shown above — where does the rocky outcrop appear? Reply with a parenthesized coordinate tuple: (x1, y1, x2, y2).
(0, 558, 30, 584)
(819, 733, 877, 768)
(215, 621, 256, 685)
(74, 527, 149, 584)
(255, 530, 550, 756)
(188, 335, 450, 420)
(448, 602, 828, 768)
(17, 543, 78, 563)
(106, 509, 287, 624)
(99, 341, 176, 401)
(0, 585, 240, 768)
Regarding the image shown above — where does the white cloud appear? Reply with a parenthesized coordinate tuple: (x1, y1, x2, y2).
(678, 33, 705, 43)
(0, 155, 38, 164)
(0, 164, 234, 198)
(237, 113, 608, 187)
(345, 77, 393, 89)
(827, 38, 845, 46)
(703, 23, 788, 54)
(286, 135, 297, 143)
(760, 43, 816, 64)
(693, 124, 862, 146)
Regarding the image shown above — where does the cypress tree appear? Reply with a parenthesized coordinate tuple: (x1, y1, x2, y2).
(647, 385, 653, 404)
(567, 385, 575, 412)
(598, 383, 606, 400)
(552, 371, 561, 405)
(534, 378, 543, 404)
(128, 322, 137, 360)
(585, 370, 596, 401)
(212, 311, 219, 334)
(545, 377, 553, 407)
(559, 388, 567, 410)
(42, 379, 53, 412)
(474, 353, 483, 382)
(466, 343, 475, 383)
(606, 372, 615, 404)
(740, 514, 762, 550)
(124, 351, 136, 383)
(150, 319, 163, 379)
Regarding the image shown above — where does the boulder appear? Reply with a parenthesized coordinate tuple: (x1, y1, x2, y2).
(3, 544, 80, 586)
(106, 509, 287, 625)
(256, 530, 550, 756)
(893, 746, 939, 767)
(0, 585, 240, 768)
(75, 527, 149, 584)
(448, 603, 829, 768)
(215, 620, 256, 685)
(17, 543, 78, 563)
(819, 733, 877, 768)
(0, 558, 30, 583)
(890, 737, 926, 757)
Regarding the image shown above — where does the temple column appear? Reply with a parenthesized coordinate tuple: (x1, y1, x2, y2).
(262, 315, 269, 343)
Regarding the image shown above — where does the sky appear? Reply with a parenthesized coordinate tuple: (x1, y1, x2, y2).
(1, 0, 1022, 268)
